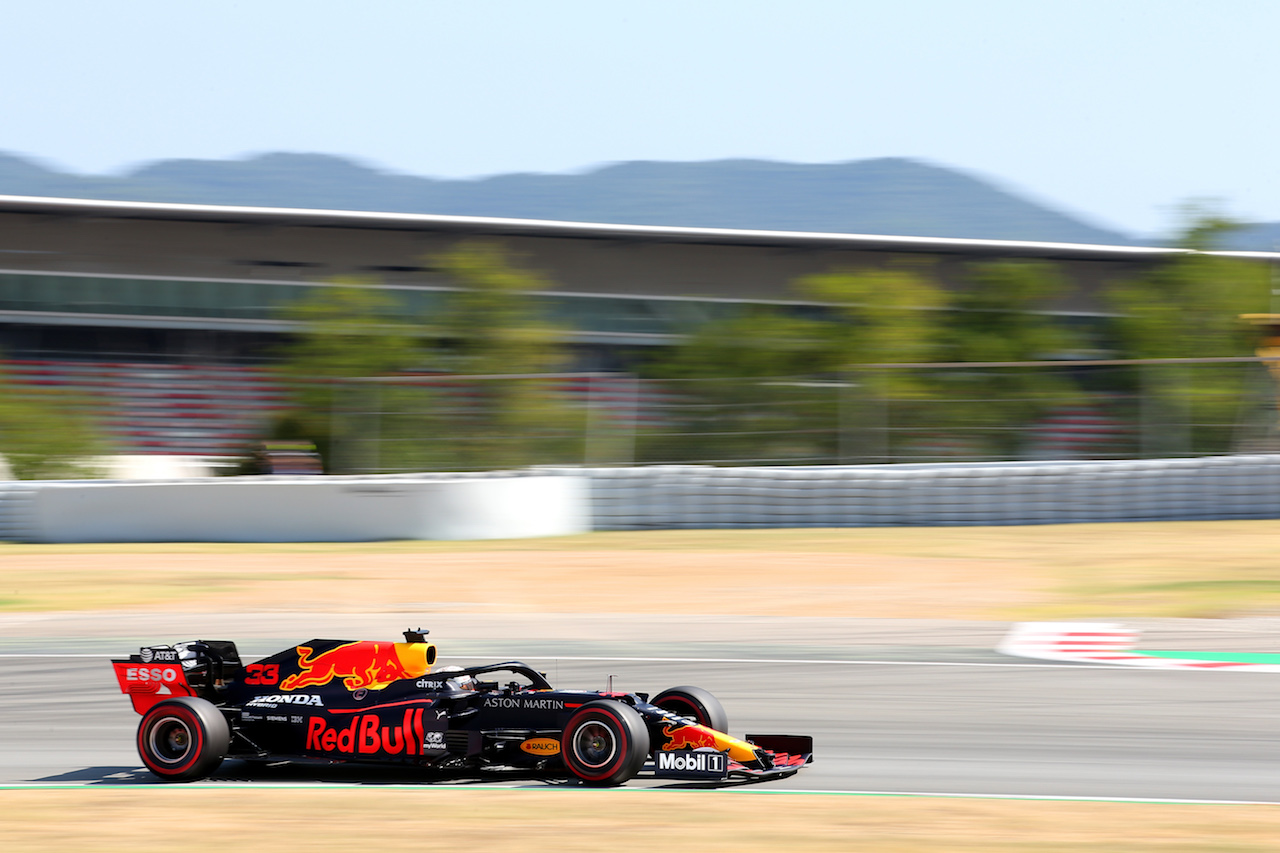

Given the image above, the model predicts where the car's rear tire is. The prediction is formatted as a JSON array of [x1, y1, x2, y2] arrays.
[[652, 686, 729, 733], [137, 697, 230, 782], [561, 700, 650, 786]]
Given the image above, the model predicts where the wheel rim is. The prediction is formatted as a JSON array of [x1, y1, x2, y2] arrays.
[[148, 716, 194, 765], [572, 721, 617, 769]]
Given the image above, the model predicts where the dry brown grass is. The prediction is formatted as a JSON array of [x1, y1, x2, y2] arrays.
[[2, 521, 1278, 619], [4, 523, 1278, 844], [2, 788, 1279, 852]]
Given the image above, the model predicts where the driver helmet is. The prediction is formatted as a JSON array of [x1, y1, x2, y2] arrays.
[[434, 665, 476, 692]]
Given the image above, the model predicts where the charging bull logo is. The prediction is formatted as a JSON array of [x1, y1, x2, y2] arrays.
[[661, 723, 759, 762], [280, 641, 435, 691], [661, 724, 720, 752]]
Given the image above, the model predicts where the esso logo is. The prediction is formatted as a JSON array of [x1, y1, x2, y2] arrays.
[[125, 666, 179, 683]]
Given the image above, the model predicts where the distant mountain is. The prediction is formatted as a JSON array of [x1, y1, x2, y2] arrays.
[[1, 150, 1256, 248], [1222, 222, 1280, 252]]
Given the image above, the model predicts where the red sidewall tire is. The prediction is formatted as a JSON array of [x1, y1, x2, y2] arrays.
[[652, 686, 729, 734], [137, 697, 230, 782], [561, 701, 649, 786]]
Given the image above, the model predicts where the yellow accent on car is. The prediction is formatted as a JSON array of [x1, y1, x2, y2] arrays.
[[520, 737, 562, 756]]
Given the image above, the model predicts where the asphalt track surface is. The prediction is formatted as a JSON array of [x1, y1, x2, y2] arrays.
[[3, 621, 1278, 802]]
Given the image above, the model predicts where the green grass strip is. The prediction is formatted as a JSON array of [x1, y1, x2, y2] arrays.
[[0, 783, 1275, 805], [1135, 650, 1280, 664]]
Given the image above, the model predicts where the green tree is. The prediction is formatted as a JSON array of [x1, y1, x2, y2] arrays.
[[1106, 210, 1271, 454], [642, 308, 843, 463], [430, 242, 580, 469], [794, 265, 949, 374], [1110, 234, 1264, 361], [929, 261, 1086, 458], [272, 279, 431, 472], [643, 265, 952, 464], [649, 309, 839, 381], [644, 262, 1097, 464], [435, 243, 568, 377], [792, 265, 952, 462], [273, 244, 579, 473], [0, 368, 105, 479]]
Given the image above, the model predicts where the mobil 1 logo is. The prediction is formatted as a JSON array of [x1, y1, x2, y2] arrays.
[[653, 749, 728, 780]]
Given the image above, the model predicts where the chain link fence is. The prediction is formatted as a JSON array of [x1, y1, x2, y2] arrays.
[[319, 358, 1280, 473]]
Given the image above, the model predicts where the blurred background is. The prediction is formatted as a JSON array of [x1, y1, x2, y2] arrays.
[[3, 1, 1280, 479], [0, 212, 1276, 478]]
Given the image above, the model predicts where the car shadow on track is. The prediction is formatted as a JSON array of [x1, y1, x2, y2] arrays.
[[34, 761, 766, 790], [33, 761, 568, 786], [33, 767, 154, 785]]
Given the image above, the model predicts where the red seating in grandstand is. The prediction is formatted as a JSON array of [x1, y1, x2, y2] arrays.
[[555, 375, 671, 426], [2, 361, 671, 459], [348, 373, 670, 428], [1030, 404, 1129, 459], [1, 359, 288, 456]]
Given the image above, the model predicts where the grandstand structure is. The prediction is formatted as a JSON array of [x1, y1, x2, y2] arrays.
[[2, 358, 286, 456], [2, 194, 1277, 461]]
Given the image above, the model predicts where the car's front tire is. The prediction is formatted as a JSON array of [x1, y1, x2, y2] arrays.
[[561, 700, 650, 786], [136, 697, 230, 782], [652, 685, 729, 733]]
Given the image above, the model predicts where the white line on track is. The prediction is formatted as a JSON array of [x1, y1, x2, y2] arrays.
[[0, 781, 1275, 804], [513, 656, 1116, 669], [0, 653, 1108, 669]]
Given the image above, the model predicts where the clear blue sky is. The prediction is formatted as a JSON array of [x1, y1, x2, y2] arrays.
[[4, 0, 1277, 238]]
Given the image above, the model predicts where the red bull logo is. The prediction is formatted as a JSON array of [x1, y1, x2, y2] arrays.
[[280, 641, 436, 691], [305, 708, 427, 755], [661, 722, 760, 762], [661, 723, 720, 752]]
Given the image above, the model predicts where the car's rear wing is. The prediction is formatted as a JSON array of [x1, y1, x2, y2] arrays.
[[110, 640, 242, 714], [110, 658, 196, 715]]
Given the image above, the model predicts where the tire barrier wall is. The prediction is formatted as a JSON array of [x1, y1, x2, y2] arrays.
[[3, 455, 1279, 542], [0, 473, 589, 543], [0, 483, 37, 542], [582, 455, 1280, 530]]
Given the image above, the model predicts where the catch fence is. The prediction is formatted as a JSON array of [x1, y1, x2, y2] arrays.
[[318, 358, 1280, 474]]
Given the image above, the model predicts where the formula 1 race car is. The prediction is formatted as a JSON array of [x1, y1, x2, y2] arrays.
[[111, 630, 812, 785]]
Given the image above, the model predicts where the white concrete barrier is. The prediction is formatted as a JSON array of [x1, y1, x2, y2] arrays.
[[5, 455, 1280, 542], [3, 473, 588, 543]]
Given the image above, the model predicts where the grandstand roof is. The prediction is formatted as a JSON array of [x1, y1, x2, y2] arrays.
[[4, 194, 1276, 263]]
